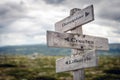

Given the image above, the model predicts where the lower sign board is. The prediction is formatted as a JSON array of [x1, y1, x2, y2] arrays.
[[47, 31, 109, 50], [56, 50, 98, 73]]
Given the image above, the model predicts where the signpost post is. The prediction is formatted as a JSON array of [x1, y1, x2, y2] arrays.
[[47, 5, 109, 80]]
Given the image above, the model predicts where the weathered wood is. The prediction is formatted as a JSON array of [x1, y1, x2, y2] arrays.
[[47, 31, 109, 50], [71, 26, 85, 80], [51, 5, 109, 80], [55, 5, 94, 32], [56, 49, 98, 73], [73, 69, 85, 80]]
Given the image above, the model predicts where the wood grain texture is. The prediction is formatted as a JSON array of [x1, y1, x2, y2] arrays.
[[56, 49, 98, 73], [71, 26, 85, 80], [47, 31, 109, 50], [55, 5, 94, 32], [73, 69, 85, 80]]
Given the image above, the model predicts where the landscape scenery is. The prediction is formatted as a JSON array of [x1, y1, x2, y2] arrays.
[[0, 0, 120, 80], [0, 44, 120, 80]]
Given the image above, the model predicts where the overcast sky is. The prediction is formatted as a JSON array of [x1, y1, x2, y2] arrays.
[[0, 0, 120, 46]]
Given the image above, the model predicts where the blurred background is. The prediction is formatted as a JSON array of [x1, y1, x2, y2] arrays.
[[0, 0, 120, 80]]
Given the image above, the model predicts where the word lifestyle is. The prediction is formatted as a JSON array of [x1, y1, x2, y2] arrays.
[[47, 31, 109, 50], [56, 50, 98, 73]]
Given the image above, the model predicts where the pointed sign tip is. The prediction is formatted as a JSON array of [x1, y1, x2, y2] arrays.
[[85, 12, 89, 17]]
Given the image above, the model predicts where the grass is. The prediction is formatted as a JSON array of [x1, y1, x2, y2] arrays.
[[0, 55, 120, 80], [85, 56, 120, 80]]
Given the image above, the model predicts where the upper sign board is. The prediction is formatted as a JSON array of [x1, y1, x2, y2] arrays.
[[55, 5, 94, 32], [56, 50, 98, 73], [47, 31, 109, 50]]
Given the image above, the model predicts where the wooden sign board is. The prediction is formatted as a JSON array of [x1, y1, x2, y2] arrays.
[[47, 31, 109, 50], [56, 50, 98, 73], [55, 5, 94, 32]]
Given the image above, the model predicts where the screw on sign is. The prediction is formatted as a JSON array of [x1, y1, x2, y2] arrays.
[[47, 5, 109, 80]]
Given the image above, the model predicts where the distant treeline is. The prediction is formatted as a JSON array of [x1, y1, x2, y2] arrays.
[[0, 44, 120, 56]]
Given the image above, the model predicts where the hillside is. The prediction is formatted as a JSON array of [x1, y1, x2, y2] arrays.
[[0, 43, 120, 56], [0, 55, 120, 80], [0, 45, 71, 56], [97, 43, 120, 56]]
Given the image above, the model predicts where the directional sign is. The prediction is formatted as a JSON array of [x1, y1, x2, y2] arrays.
[[47, 31, 109, 50], [56, 50, 98, 73], [55, 5, 94, 32]]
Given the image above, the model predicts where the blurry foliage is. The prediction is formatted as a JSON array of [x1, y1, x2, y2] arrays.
[[0, 55, 120, 80], [85, 56, 120, 80]]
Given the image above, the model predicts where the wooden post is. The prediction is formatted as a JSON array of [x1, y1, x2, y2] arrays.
[[70, 8, 85, 80], [71, 27, 85, 80], [73, 69, 85, 80], [47, 5, 109, 80], [48, 5, 108, 80]]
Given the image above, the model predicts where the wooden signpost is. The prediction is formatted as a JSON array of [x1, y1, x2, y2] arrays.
[[56, 49, 98, 73], [55, 5, 94, 32], [47, 5, 109, 80], [47, 31, 109, 50]]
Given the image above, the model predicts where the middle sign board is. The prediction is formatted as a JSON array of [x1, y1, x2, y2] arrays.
[[47, 31, 109, 50]]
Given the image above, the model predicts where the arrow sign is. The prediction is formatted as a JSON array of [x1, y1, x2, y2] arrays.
[[85, 12, 89, 17], [56, 50, 98, 73], [55, 5, 94, 32], [47, 31, 109, 50]]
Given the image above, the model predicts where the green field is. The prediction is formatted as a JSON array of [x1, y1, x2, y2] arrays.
[[0, 55, 120, 80]]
